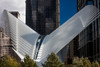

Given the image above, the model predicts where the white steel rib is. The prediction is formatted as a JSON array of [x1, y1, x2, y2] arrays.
[[39, 5, 100, 63], [1, 5, 100, 64], [3, 10, 40, 59]]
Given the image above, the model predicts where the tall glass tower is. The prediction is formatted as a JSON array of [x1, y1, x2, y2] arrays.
[[26, 0, 60, 35]]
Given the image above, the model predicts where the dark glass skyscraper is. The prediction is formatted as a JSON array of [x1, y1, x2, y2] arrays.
[[26, 0, 60, 35], [77, 0, 100, 62]]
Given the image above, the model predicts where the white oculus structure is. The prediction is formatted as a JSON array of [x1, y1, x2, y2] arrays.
[[1, 5, 100, 65]]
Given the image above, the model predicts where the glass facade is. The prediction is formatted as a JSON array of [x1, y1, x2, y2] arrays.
[[40, 5, 99, 63], [26, 0, 60, 35], [34, 35, 45, 59], [77, 0, 100, 62]]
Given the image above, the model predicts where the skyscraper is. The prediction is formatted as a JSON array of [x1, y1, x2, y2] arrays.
[[77, 0, 100, 62], [26, 0, 60, 35]]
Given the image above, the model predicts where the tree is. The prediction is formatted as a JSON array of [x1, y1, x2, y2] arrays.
[[83, 57, 91, 67], [20, 55, 38, 67], [66, 64, 73, 67], [42, 52, 64, 67], [0, 55, 20, 67], [94, 61, 100, 67], [92, 61, 100, 67], [72, 57, 91, 67], [67, 57, 100, 67], [0, 55, 8, 67], [6, 56, 20, 67], [73, 57, 83, 67]]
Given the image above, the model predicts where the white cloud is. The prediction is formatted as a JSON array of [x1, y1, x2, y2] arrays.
[[0, 0, 26, 23]]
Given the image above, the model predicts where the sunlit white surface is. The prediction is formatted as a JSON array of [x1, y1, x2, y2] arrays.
[[3, 10, 39, 59], [1, 5, 100, 66], [39, 5, 99, 63]]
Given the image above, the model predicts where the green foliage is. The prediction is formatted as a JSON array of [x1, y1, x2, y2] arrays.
[[83, 57, 91, 67], [91, 62, 95, 67], [0, 55, 8, 67], [0, 55, 38, 67], [0, 55, 20, 67], [72, 57, 83, 67], [67, 64, 73, 67], [92, 61, 100, 67], [94, 61, 100, 67], [42, 52, 64, 67], [20, 54, 38, 67], [67, 57, 100, 67]]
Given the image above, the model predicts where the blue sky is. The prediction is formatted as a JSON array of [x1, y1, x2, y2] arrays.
[[60, 0, 77, 25]]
